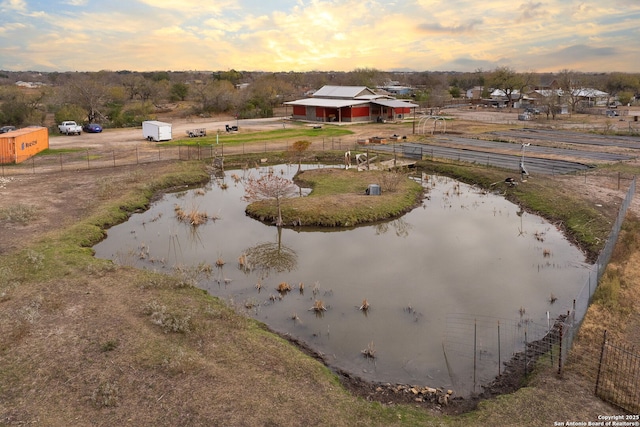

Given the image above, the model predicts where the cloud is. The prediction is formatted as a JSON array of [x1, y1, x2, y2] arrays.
[[547, 44, 618, 61], [135, 0, 235, 15], [417, 19, 482, 34], [0, 0, 27, 12], [0, 22, 26, 34], [62, 0, 88, 6], [0, 0, 639, 72], [516, 1, 547, 23]]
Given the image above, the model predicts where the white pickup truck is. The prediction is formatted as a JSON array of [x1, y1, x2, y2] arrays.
[[58, 121, 82, 135]]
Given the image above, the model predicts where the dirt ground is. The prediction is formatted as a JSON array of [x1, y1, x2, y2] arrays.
[[1, 108, 638, 425]]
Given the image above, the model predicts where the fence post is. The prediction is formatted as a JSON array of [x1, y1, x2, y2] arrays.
[[136, 147, 139, 164], [497, 321, 501, 376], [474, 319, 477, 388], [595, 330, 608, 396], [86, 149, 90, 170], [113, 150, 116, 168], [547, 312, 554, 366], [524, 329, 528, 376], [558, 322, 563, 376], [59, 153, 63, 172], [618, 172, 621, 190]]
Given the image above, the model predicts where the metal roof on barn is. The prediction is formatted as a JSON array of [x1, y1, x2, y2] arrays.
[[372, 99, 419, 108], [284, 98, 371, 108], [311, 85, 378, 99], [285, 85, 418, 109]]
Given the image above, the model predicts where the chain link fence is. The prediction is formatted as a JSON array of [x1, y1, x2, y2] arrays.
[[444, 176, 637, 406]]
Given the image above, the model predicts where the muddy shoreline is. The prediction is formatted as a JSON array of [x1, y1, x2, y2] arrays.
[[273, 312, 570, 415]]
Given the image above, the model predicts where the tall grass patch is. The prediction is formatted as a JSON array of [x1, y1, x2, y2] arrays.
[[0, 204, 39, 225]]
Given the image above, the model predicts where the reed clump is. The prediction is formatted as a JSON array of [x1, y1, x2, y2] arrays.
[[174, 204, 209, 226]]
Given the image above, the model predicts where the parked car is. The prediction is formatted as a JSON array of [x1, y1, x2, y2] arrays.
[[58, 121, 82, 135], [83, 123, 103, 133], [606, 110, 619, 118], [0, 125, 16, 133]]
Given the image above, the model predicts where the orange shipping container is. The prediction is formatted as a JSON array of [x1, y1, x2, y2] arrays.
[[0, 127, 49, 164]]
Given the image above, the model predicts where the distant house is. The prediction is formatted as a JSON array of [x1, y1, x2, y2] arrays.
[[465, 86, 484, 100], [15, 81, 46, 89], [489, 89, 523, 107], [376, 84, 413, 96], [284, 85, 418, 123], [571, 88, 609, 107], [528, 87, 609, 109]]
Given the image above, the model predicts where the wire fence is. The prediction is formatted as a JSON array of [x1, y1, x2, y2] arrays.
[[444, 176, 638, 408], [443, 312, 569, 396], [596, 331, 640, 413], [0, 138, 361, 176]]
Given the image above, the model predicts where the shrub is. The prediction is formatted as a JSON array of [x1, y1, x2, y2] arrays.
[[0, 204, 39, 225], [91, 381, 120, 407], [143, 300, 192, 333]]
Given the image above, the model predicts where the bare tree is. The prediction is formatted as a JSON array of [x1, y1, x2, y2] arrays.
[[194, 80, 238, 114], [289, 140, 311, 172], [540, 89, 562, 119], [244, 171, 299, 227], [557, 69, 586, 113], [241, 74, 296, 118], [0, 85, 50, 126], [603, 73, 640, 106], [121, 74, 145, 100], [487, 66, 523, 109], [58, 73, 111, 122]]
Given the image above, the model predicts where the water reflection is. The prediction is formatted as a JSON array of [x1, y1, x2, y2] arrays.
[[93, 164, 591, 396], [242, 227, 298, 280], [374, 218, 412, 238]]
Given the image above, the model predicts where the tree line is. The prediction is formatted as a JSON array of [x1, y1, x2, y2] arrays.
[[1, 67, 639, 129]]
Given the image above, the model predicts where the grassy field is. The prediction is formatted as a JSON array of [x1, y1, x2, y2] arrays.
[[162, 125, 355, 147]]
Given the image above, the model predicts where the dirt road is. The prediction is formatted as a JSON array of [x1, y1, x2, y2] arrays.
[[49, 116, 286, 150]]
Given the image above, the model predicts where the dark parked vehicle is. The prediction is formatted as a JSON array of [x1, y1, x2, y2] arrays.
[[0, 125, 16, 133], [83, 123, 102, 133]]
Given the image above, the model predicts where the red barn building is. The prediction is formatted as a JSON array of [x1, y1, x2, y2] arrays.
[[285, 85, 418, 123]]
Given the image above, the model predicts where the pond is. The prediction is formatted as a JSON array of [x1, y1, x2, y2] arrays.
[[93, 164, 591, 396]]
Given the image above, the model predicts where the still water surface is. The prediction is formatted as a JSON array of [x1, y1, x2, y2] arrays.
[[93, 164, 590, 395]]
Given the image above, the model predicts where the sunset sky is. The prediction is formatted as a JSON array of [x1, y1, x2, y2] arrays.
[[1, 0, 639, 73]]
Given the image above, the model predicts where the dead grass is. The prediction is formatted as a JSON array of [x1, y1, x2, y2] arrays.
[[174, 203, 210, 226], [0, 203, 39, 225]]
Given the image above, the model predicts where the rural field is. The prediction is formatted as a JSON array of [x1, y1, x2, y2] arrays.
[[1, 108, 638, 426]]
